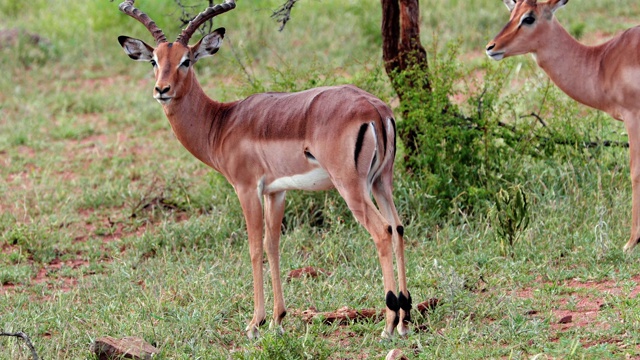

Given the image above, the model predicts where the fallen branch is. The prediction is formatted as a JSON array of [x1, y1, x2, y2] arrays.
[[0, 331, 39, 360], [296, 306, 384, 325]]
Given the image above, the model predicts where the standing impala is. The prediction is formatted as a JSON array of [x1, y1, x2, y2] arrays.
[[117, 0, 411, 338], [487, 0, 640, 252]]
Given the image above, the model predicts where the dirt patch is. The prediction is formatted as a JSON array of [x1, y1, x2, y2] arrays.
[[516, 275, 640, 350]]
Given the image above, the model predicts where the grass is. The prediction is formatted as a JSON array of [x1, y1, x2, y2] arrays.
[[1, 0, 640, 359]]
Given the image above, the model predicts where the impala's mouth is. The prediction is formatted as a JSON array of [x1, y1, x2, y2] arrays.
[[154, 95, 172, 104], [486, 50, 505, 61]]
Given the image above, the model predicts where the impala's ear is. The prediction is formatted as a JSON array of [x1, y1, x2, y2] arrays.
[[548, 0, 568, 13], [502, 0, 517, 12], [118, 36, 154, 61], [191, 28, 225, 63]]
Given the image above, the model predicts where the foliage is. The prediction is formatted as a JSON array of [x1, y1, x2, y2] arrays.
[[394, 42, 509, 215], [490, 184, 530, 257], [392, 38, 618, 218], [0, 0, 639, 359]]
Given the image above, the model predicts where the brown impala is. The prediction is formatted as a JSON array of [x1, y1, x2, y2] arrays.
[[117, 0, 411, 339], [487, 0, 640, 252]]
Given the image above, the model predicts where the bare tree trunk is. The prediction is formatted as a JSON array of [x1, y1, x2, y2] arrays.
[[381, 0, 430, 98], [381, 0, 431, 163]]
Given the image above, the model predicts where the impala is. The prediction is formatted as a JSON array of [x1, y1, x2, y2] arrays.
[[117, 0, 411, 338], [487, 0, 640, 252]]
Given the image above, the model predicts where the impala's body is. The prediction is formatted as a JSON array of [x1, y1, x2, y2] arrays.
[[118, 0, 411, 339], [487, 0, 640, 252]]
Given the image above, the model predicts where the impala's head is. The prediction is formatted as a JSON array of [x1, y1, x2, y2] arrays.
[[486, 0, 568, 60], [117, 0, 235, 105]]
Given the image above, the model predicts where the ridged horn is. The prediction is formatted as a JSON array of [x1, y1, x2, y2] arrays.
[[119, 0, 167, 45]]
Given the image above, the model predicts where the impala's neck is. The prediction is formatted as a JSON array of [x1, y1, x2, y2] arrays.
[[534, 20, 607, 112], [161, 76, 221, 168]]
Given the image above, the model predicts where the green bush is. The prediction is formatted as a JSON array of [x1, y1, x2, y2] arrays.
[[393, 40, 602, 217]]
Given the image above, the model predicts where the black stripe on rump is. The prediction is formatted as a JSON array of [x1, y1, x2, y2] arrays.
[[390, 117, 397, 159], [354, 123, 369, 169], [380, 118, 387, 155]]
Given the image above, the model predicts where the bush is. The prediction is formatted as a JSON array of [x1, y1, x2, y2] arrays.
[[393, 40, 599, 217]]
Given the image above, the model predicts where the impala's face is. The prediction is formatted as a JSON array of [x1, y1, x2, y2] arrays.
[[149, 42, 193, 104], [486, 0, 568, 60], [118, 28, 225, 105]]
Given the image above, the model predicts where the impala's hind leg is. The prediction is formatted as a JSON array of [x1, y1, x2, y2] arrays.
[[334, 182, 399, 338], [372, 176, 410, 336]]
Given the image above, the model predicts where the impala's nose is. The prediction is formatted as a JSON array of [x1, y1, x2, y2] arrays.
[[155, 85, 171, 95]]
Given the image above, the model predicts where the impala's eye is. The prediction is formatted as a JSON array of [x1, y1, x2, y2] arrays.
[[181, 59, 191, 68], [150, 59, 157, 67], [522, 16, 535, 25]]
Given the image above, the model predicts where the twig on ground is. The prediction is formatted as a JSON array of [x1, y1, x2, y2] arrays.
[[0, 331, 39, 360]]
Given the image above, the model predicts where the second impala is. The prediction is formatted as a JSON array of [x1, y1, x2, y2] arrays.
[[117, 0, 411, 339]]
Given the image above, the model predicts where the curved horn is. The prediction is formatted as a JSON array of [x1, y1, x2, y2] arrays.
[[119, 0, 167, 45], [175, 0, 236, 46]]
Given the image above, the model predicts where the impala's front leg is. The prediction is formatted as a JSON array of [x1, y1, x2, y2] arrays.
[[624, 119, 640, 252], [264, 191, 287, 334], [237, 188, 266, 339]]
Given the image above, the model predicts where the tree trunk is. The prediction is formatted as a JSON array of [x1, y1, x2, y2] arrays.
[[381, 0, 430, 98], [381, 0, 431, 161]]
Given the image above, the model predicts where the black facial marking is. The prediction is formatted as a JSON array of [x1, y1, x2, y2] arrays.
[[397, 225, 404, 237], [354, 123, 369, 169], [167, 42, 173, 48], [386, 291, 400, 312]]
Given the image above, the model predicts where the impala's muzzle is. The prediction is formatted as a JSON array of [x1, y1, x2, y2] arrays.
[[485, 43, 505, 60], [154, 85, 173, 104]]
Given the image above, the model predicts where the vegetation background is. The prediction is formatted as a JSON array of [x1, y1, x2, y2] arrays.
[[1, 0, 640, 358]]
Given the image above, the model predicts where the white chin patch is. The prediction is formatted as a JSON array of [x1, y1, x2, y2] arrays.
[[487, 51, 505, 61]]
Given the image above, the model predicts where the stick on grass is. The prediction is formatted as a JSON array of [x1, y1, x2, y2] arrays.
[[0, 331, 39, 360]]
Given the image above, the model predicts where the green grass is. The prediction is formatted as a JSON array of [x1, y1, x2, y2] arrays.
[[2, 0, 640, 359]]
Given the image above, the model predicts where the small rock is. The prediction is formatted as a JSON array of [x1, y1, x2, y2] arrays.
[[385, 348, 409, 360], [91, 336, 159, 360], [558, 315, 573, 324]]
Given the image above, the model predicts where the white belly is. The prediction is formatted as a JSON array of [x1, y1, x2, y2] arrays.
[[264, 167, 333, 193]]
